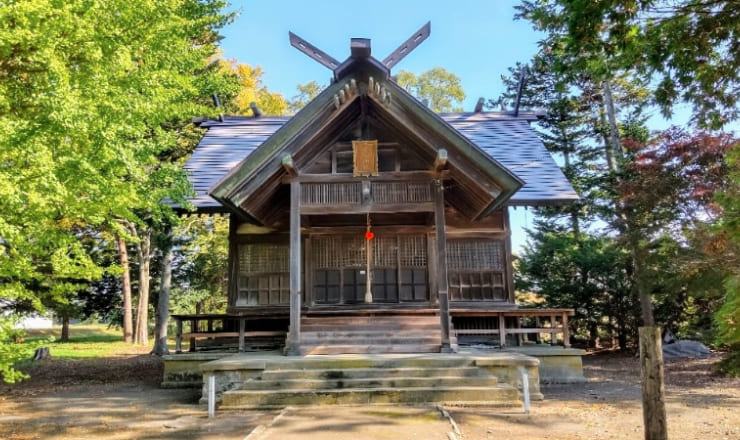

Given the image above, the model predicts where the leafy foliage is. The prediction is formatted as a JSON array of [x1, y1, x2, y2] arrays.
[[516, 0, 740, 128], [288, 81, 325, 114], [218, 61, 288, 116], [396, 68, 466, 113]]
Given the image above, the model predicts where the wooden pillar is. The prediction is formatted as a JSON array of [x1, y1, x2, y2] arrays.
[[285, 181, 302, 355], [434, 180, 453, 353], [640, 326, 667, 440]]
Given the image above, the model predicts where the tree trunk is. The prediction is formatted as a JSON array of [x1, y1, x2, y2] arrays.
[[630, 233, 655, 326], [640, 327, 667, 440], [602, 79, 623, 170], [117, 235, 133, 343], [151, 231, 173, 356], [60, 312, 70, 343], [134, 229, 151, 345]]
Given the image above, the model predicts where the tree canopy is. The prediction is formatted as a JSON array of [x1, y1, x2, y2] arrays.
[[0, 0, 236, 380], [396, 67, 466, 113]]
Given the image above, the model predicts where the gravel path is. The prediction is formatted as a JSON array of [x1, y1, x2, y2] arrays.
[[1, 350, 737, 439]]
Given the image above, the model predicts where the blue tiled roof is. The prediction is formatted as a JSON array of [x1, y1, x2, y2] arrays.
[[184, 113, 578, 209]]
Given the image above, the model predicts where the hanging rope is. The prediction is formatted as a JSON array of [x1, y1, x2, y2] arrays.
[[364, 212, 373, 303]]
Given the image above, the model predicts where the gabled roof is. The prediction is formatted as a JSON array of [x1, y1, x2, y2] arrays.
[[205, 71, 534, 222], [184, 112, 578, 211]]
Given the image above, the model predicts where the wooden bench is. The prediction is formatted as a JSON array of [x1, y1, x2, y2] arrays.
[[172, 313, 288, 353], [451, 308, 574, 348]]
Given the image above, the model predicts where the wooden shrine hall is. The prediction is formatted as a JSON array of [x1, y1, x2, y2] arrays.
[[175, 24, 579, 358]]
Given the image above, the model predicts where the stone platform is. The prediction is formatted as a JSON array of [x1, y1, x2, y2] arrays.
[[162, 346, 585, 409]]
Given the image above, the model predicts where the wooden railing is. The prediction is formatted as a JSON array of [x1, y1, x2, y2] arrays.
[[171, 313, 287, 353], [451, 308, 574, 348], [300, 180, 434, 213]]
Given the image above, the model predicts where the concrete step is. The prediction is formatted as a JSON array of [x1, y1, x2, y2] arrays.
[[241, 375, 500, 390], [220, 385, 520, 409], [299, 344, 442, 355], [261, 366, 486, 381]]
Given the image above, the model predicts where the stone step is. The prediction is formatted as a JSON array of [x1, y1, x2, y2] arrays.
[[300, 323, 441, 332], [257, 356, 476, 370], [220, 385, 520, 409], [261, 366, 486, 381], [300, 330, 439, 339], [301, 316, 440, 325], [299, 336, 442, 345], [240, 375, 500, 390], [298, 344, 442, 355]]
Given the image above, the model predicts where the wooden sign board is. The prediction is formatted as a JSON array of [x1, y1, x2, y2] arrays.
[[352, 140, 379, 177]]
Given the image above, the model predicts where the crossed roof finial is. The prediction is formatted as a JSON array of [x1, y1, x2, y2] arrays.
[[289, 22, 431, 72]]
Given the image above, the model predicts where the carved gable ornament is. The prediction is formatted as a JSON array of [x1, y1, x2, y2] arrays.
[[352, 140, 379, 177]]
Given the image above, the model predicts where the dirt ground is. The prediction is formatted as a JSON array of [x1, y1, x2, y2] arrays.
[[1, 350, 738, 440]]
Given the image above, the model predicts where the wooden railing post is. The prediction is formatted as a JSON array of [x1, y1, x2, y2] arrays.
[[562, 312, 571, 348], [286, 181, 302, 355], [175, 318, 183, 353], [434, 179, 452, 352]]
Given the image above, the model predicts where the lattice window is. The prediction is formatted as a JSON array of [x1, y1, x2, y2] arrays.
[[399, 235, 427, 267], [237, 243, 289, 306], [447, 238, 507, 302], [310, 234, 428, 304], [373, 236, 397, 268], [313, 236, 366, 269], [447, 239, 504, 271], [239, 244, 289, 274]]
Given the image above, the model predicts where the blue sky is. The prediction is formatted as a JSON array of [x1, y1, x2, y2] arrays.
[[219, 1, 544, 251], [218, 0, 542, 112]]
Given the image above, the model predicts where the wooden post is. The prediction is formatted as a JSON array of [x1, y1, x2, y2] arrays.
[[550, 314, 558, 346], [238, 317, 245, 353], [639, 326, 667, 440], [189, 318, 196, 352], [498, 313, 506, 348], [175, 318, 183, 353], [562, 312, 571, 348], [434, 180, 452, 352], [286, 181, 302, 355]]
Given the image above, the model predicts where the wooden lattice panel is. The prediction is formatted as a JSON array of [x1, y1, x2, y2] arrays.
[[312, 236, 366, 269], [398, 235, 427, 267], [371, 182, 432, 204], [301, 182, 362, 205], [447, 239, 504, 270], [238, 243, 289, 274]]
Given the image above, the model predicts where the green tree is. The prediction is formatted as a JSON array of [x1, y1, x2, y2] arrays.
[[396, 67, 466, 113], [0, 0, 236, 375], [516, 0, 739, 128], [219, 61, 288, 116], [288, 81, 325, 114]]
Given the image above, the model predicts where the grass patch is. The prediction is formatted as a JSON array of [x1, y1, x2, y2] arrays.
[[22, 323, 150, 359]]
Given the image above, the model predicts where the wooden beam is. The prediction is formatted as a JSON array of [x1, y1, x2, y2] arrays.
[[281, 153, 297, 177], [285, 181, 302, 355], [434, 180, 453, 353], [434, 149, 448, 172]]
